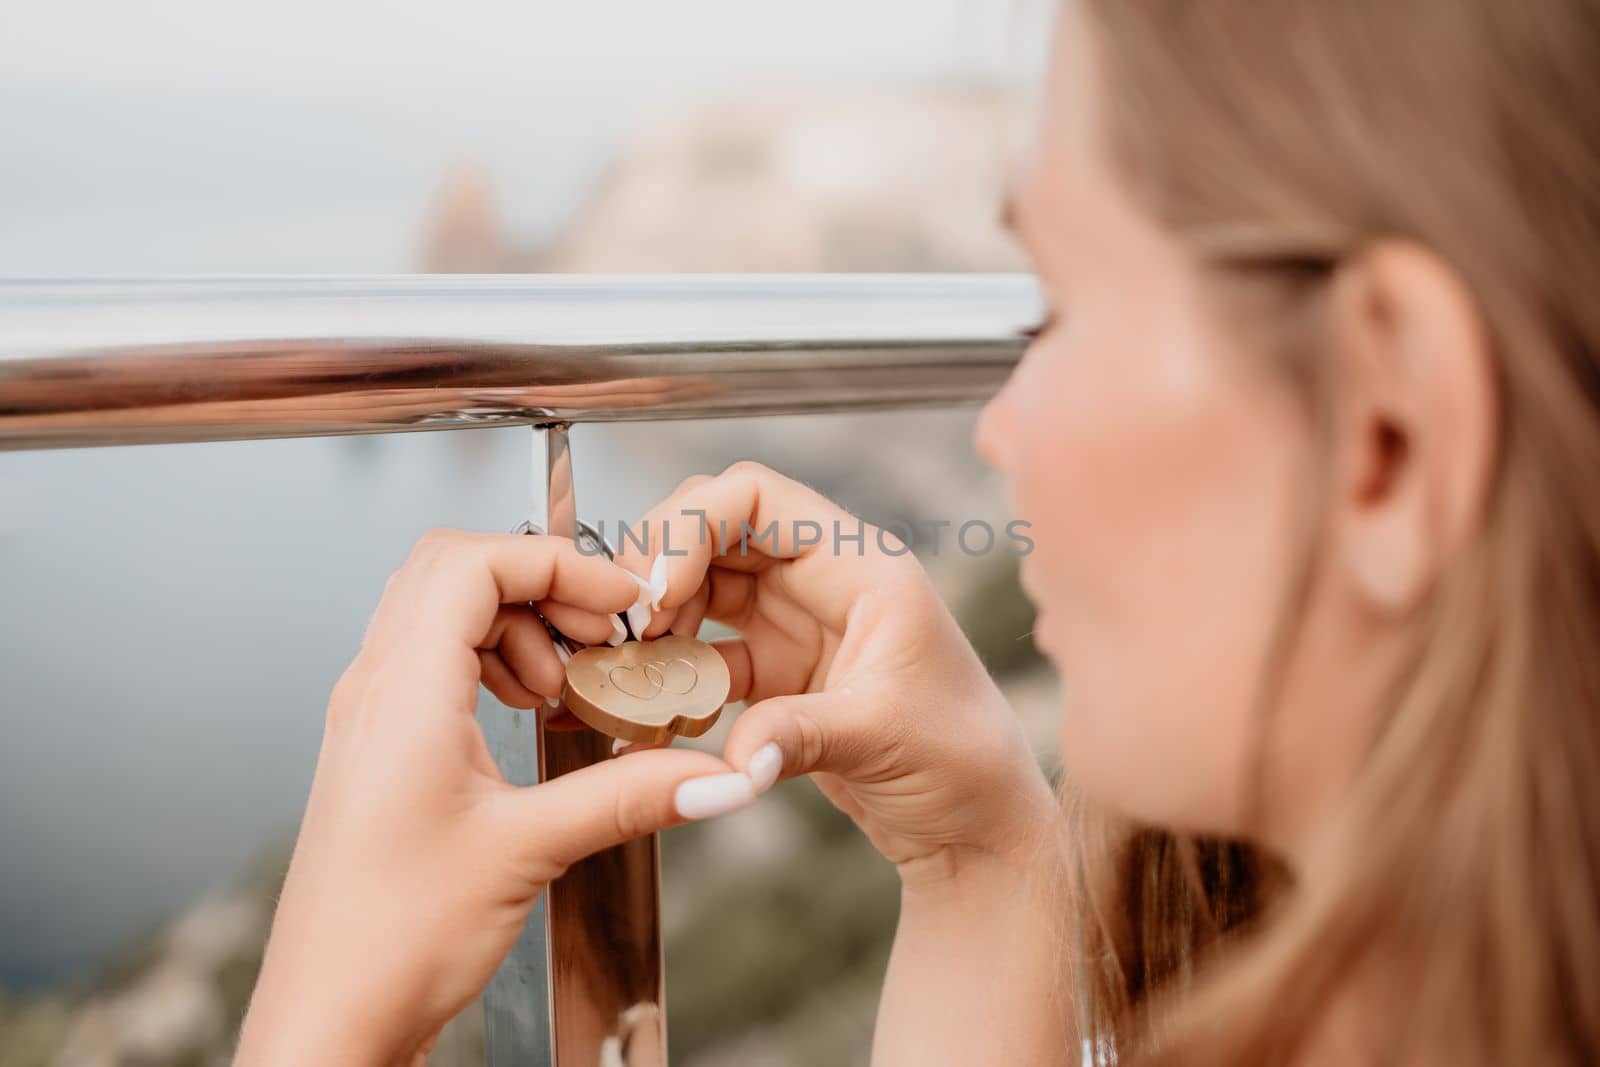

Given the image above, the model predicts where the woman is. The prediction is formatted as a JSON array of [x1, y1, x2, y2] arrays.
[[236, 1, 1600, 1063]]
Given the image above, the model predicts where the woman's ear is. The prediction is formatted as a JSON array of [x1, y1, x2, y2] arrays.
[[1326, 241, 1498, 615]]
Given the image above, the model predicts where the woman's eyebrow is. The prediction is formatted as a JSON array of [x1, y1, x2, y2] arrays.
[[1000, 192, 1041, 260], [999, 192, 1020, 235], [1000, 191, 1039, 251]]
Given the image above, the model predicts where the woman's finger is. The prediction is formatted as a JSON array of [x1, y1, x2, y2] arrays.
[[719, 688, 872, 786], [479, 650, 546, 710], [712, 634, 757, 704], [665, 575, 712, 638], [372, 530, 638, 654], [811, 771, 869, 822], [493, 747, 750, 873], [611, 736, 673, 757], [606, 468, 775, 611], [483, 606, 566, 703], [711, 625, 829, 706], [535, 599, 626, 648], [638, 463, 898, 630], [703, 566, 759, 630], [610, 473, 715, 578], [360, 558, 425, 654], [641, 603, 682, 639]]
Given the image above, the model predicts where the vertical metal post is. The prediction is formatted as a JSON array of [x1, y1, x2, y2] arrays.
[[483, 424, 667, 1067]]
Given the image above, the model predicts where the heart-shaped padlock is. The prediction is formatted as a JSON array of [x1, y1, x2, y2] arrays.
[[562, 634, 731, 745]]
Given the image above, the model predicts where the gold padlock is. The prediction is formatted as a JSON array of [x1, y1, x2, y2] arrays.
[[561, 634, 731, 745]]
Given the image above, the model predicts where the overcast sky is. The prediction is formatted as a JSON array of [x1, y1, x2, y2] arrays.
[[3, 0, 1039, 91], [0, 1, 1048, 274]]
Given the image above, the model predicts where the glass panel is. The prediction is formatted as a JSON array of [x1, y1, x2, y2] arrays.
[[0, 1, 1048, 1062]]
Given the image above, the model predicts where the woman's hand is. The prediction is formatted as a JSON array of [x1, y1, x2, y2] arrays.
[[236, 530, 751, 1066], [617, 462, 1059, 890]]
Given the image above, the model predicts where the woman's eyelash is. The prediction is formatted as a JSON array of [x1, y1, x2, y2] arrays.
[[1022, 312, 1058, 340]]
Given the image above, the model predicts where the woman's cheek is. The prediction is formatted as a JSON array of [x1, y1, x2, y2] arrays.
[[1011, 311, 1225, 820], [1010, 322, 1132, 625], [1005, 341, 1085, 611]]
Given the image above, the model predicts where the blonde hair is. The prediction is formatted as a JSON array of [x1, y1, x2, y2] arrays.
[[1063, 1, 1600, 1063]]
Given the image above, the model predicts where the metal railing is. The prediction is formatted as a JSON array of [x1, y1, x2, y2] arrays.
[[0, 275, 1038, 449], [0, 274, 1039, 1065]]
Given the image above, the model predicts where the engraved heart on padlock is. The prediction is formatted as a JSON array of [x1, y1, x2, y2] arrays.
[[562, 634, 731, 745], [607, 657, 699, 700]]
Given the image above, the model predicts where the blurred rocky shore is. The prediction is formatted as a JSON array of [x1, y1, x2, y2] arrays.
[[1, 86, 1056, 1066]]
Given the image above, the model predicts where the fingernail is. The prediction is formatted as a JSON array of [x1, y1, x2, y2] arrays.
[[626, 598, 653, 641], [674, 772, 756, 820], [647, 553, 669, 609], [612, 736, 629, 756], [747, 742, 783, 794], [545, 696, 560, 712], [606, 615, 628, 647], [554, 642, 572, 665]]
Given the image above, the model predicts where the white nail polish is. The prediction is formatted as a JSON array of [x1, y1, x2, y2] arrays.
[[606, 615, 628, 647], [674, 772, 757, 820], [648, 553, 669, 609], [554, 642, 572, 665], [612, 736, 629, 756], [747, 742, 783, 794], [626, 599, 652, 641]]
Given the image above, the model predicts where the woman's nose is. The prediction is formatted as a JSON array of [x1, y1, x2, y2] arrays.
[[974, 374, 1018, 474]]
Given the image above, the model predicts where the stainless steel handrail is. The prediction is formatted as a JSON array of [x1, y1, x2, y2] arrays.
[[0, 274, 1037, 1066], [0, 275, 1040, 450]]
